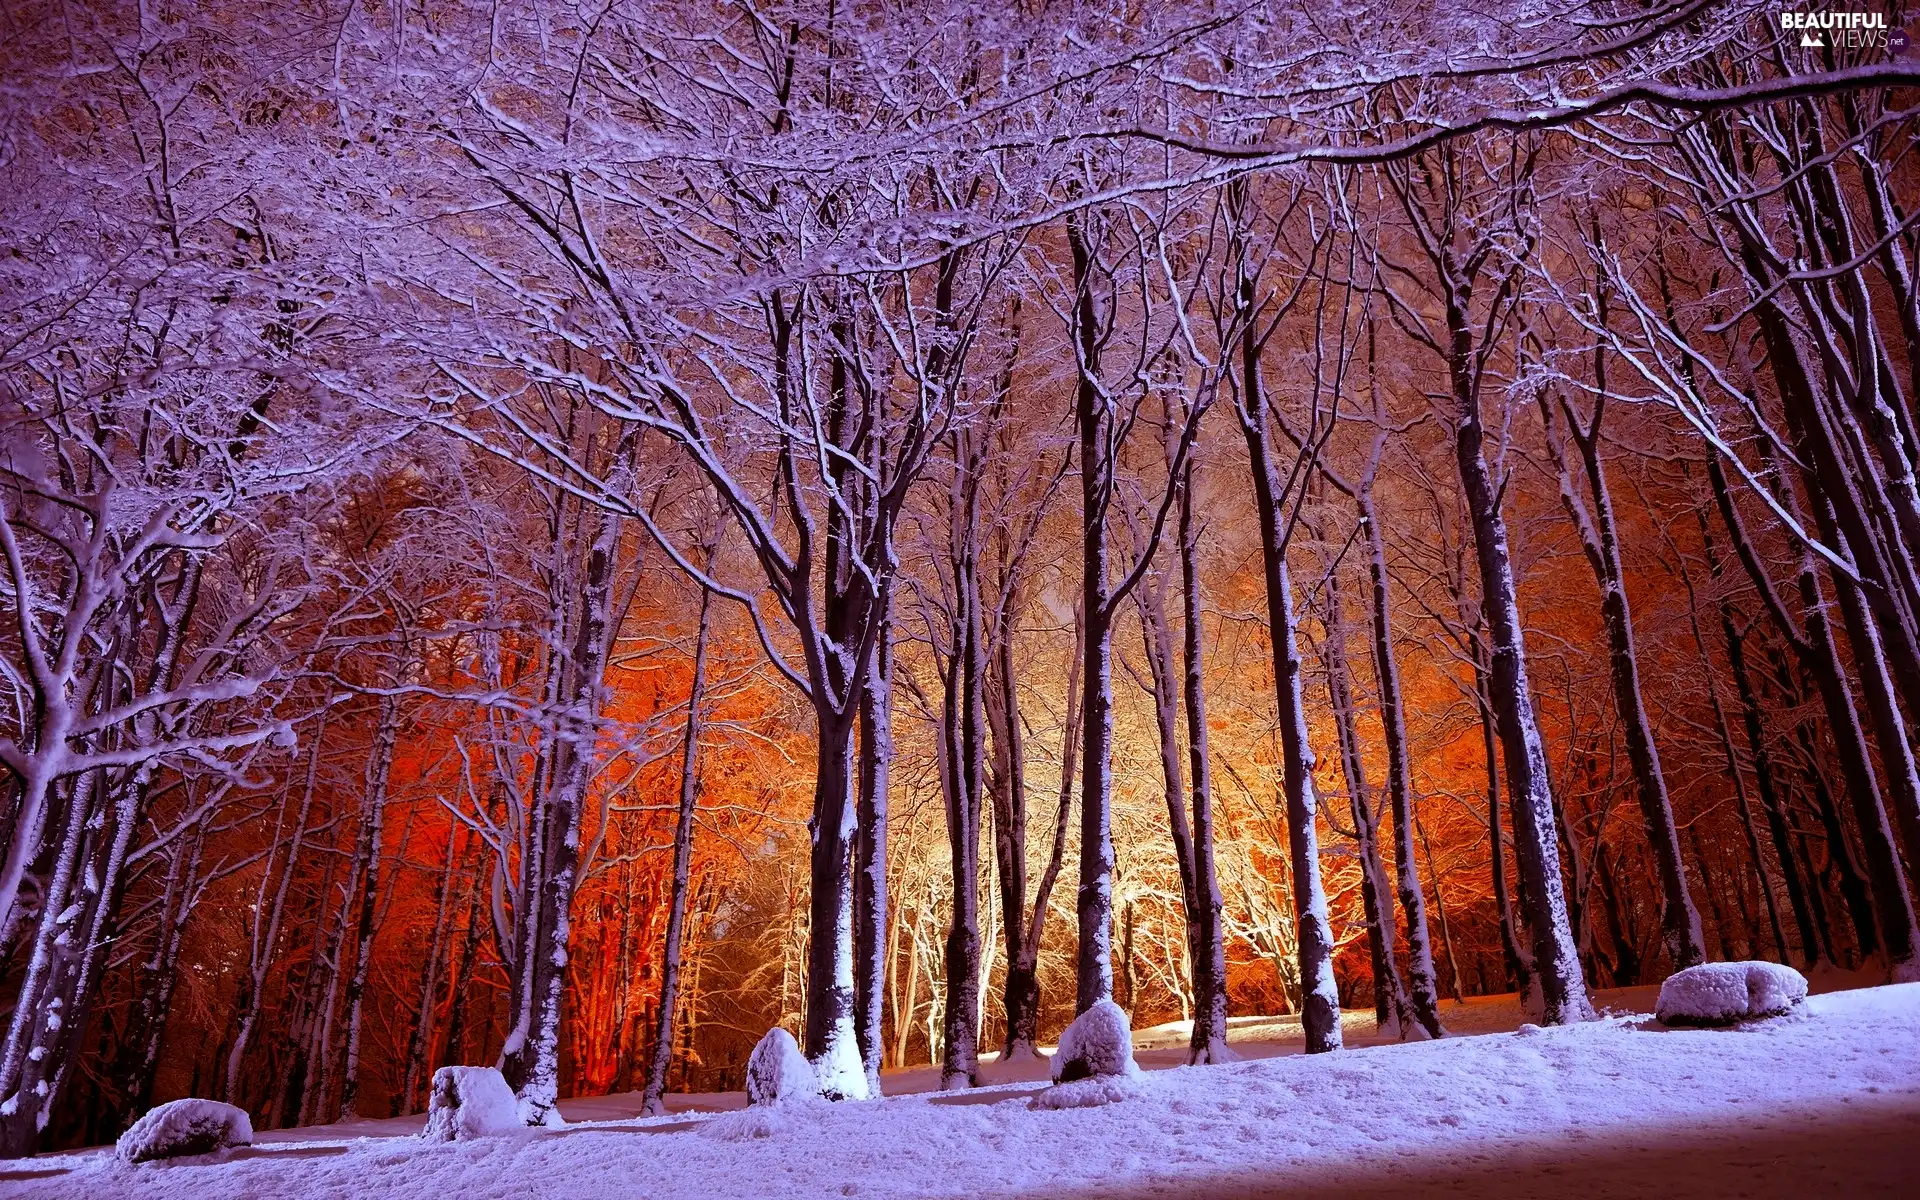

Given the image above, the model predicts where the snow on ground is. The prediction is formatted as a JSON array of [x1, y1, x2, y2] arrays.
[[5, 980, 1917, 1198]]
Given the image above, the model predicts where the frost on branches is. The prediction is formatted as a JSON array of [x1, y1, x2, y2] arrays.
[[5, 0, 1920, 1166]]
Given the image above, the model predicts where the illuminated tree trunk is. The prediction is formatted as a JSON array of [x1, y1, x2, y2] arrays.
[[1227, 189, 1341, 1052], [1068, 211, 1118, 1015], [295, 852, 348, 1127], [509, 423, 637, 1124], [1805, 491, 1920, 977], [1177, 445, 1231, 1063], [1320, 569, 1412, 1038], [119, 808, 207, 1125], [855, 582, 893, 1092], [438, 862, 487, 1076], [1710, 449, 1919, 973], [0, 768, 137, 1157], [1538, 368, 1705, 972], [339, 697, 399, 1119], [402, 821, 462, 1113], [225, 711, 327, 1105], [1134, 553, 1203, 1028], [938, 455, 985, 1090], [999, 602, 1080, 1057], [644, 588, 714, 1116], [985, 620, 1028, 1055], [1452, 370, 1592, 1023], [1475, 639, 1530, 998], [1694, 606, 1788, 962], [1356, 483, 1447, 1038]]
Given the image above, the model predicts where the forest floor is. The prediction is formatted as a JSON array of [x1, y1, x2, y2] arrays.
[[6, 975, 1917, 1198]]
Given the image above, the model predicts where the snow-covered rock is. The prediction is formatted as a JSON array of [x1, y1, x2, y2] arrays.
[[116, 1098, 252, 1163], [1656, 960, 1808, 1026], [1049, 999, 1140, 1083], [421, 1066, 523, 1141], [746, 1027, 819, 1106]]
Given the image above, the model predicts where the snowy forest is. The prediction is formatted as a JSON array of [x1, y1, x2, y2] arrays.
[[2, 0, 1919, 1178]]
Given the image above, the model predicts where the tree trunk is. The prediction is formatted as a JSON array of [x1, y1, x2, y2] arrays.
[[1357, 487, 1447, 1037], [985, 610, 1029, 1058], [225, 710, 327, 1103], [804, 705, 866, 1097], [854, 583, 893, 1093], [1539, 380, 1705, 972], [338, 698, 400, 1119], [938, 510, 984, 1090], [1068, 212, 1118, 1015], [401, 821, 462, 1114], [439, 866, 487, 1073], [1003, 602, 1081, 1057], [0, 767, 138, 1157], [121, 814, 208, 1124], [1476, 650, 1531, 998], [1321, 570, 1412, 1038], [1231, 233, 1341, 1052], [1178, 446, 1232, 1063], [1452, 374, 1592, 1024], [643, 589, 714, 1116]]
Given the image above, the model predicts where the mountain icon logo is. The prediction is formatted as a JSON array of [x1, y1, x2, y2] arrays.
[[1800, 30, 1823, 46]]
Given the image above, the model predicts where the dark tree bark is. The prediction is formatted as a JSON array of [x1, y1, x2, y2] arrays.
[[1476, 648, 1530, 997], [1225, 178, 1342, 1052], [1387, 146, 1592, 1024], [1177, 433, 1232, 1062], [1320, 566, 1414, 1038], [1000, 601, 1081, 1057], [1063, 210, 1205, 1017], [985, 617, 1029, 1056], [438, 858, 489, 1076], [1451, 335, 1592, 1021], [401, 821, 463, 1113], [643, 587, 714, 1116], [1070, 208, 1119, 1014], [1710, 452, 1919, 973], [224, 710, 327, 1104], [119, 812, 209, 1125], [936, 437, 986, 1089], [338, 698, 399, 1119], [1537, 348, 1705, 972], [1355, 475, 1448, 1037], [854, 581, 893, 1093]]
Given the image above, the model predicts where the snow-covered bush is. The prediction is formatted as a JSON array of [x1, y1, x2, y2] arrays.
[[1656, 961, 1808, 1027], [116, 1099, 252, 1163], [1049, 999, 1140, 1083], [746, 1028, 819, 1106], [422, 1067, 523, 1142]]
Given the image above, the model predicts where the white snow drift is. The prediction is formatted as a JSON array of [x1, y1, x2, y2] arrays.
[[115, 1099, 252, 1164], [745, 1028, 819, 1107], [1656, 960, 1808, 1026], [1049, 998, 1140, 1083], [421, 1067, 522, 1142]]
